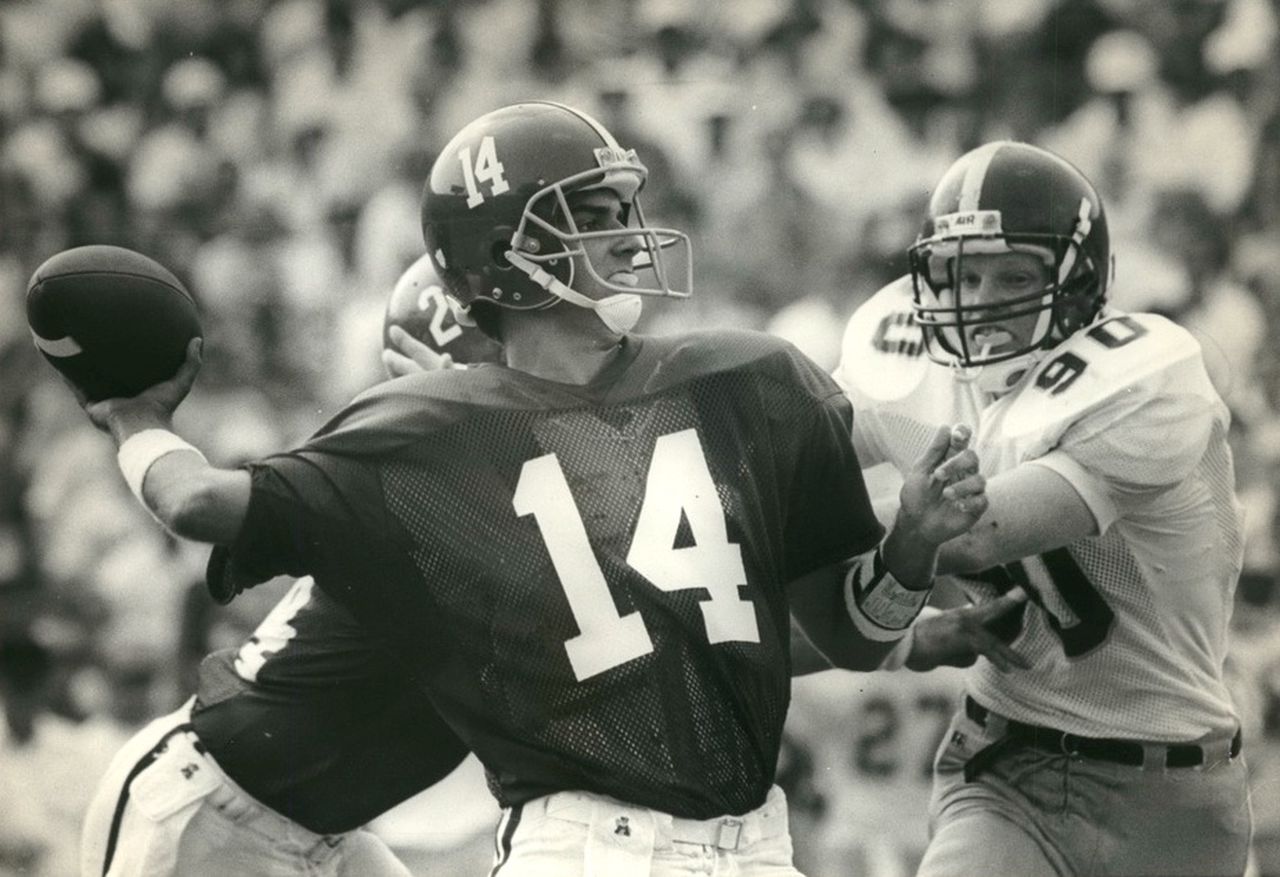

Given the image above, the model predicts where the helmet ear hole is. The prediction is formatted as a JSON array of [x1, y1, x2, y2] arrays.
[[488, 225, 520, 270], [491, 239, 513, 270]]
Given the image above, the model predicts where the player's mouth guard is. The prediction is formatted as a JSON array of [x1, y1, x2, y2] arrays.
[[505, 250, 643, 334]]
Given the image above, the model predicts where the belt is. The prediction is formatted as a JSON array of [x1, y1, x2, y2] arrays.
[[670, 814, 756, 851], [965, 696, 1242, 769], [530, 788, 787, 852]]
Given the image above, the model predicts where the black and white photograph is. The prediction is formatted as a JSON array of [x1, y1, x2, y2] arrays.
[[2, 0, 1278, 875]]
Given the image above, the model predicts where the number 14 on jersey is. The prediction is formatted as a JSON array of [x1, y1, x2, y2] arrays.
[[514, 428, 760, 681]]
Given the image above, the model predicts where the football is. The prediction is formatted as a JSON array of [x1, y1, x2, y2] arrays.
[[26, 245, 201, 402]]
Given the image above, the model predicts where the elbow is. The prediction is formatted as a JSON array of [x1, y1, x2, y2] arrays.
[[161, 480, 225, 541]]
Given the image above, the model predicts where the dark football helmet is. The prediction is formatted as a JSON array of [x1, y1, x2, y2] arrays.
[[420, 101, 691, 322], [383, 252, 503, 366], [908, 141, 1111, 377]]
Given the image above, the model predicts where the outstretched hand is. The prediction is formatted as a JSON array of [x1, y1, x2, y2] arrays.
[[897, 424, 988, 546], [906, 588, 1031, 672], [382, 325, 458, 377], [80, 337, 202, 439]]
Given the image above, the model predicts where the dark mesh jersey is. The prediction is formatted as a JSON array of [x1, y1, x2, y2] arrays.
[[190, 578, 468, 834], [209, 330, 881, 819]]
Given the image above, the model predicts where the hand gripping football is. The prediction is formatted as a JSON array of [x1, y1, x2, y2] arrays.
[[26, 245, 201, 401]]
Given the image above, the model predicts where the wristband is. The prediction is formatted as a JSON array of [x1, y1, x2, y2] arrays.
[[117, 429, 207, 506], [877, 606, 942, 671], [844, 544, 931, 642]]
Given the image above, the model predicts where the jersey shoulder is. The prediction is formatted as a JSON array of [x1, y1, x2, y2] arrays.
[[645, 329, 841, 401], [1003, 311, 1219, 442], [303, 367, 520, 458], [1000, 313, 1226, 491], [834, 275, 933, 404]]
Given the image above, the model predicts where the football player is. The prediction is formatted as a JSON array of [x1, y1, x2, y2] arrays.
[[74, 100, 986, 876], [78, 257, 480, 877], [834, 141, 1251, 876], [380, 251, 503, 377]]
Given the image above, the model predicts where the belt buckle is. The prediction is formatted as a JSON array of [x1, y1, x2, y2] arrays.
[[715, 817, 744, 851]]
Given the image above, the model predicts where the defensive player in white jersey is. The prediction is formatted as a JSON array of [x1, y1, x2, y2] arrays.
[[835, 141, 1251, 877]]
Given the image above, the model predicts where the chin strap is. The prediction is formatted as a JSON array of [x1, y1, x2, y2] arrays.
[[504, 250, 643, 334]]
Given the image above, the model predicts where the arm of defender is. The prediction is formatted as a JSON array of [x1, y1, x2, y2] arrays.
[[889, 464, 1092, 671], [793, 589, 1031, 676], [938, 461, 1097, 574], [81, 339, 250, 544]]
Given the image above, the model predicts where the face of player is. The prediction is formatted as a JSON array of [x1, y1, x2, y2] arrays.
[[563, 189, 644, 302], [937, 251, 1053, 359]]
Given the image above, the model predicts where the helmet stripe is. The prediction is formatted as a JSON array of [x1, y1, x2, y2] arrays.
[[531, 100, 621, 149], [957, 142, 1005, 212]]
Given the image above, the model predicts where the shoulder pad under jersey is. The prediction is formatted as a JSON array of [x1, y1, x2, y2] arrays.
[[1001, 311, 1217, 444], [835, 276, 933, 404]]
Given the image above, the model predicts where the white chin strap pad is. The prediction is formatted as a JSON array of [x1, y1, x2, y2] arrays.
[[506, 250, 643, 334]]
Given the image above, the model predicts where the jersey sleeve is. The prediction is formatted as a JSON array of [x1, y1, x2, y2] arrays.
[[207, 451, 390, 604], [1008, 314, 1224, 531], [1024, 449, 1120, 535], [781, 366, 885, 582], [1048, 360, 1217, 494], [206, 375, 475, 606]]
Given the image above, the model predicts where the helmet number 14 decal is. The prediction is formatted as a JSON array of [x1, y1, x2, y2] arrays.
[[459, 135, 509, 208], [1036, 316, 1148, 396], [514, 428, 759, 681]]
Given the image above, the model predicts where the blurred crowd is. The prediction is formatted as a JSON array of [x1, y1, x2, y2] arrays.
[[2, 0, 1280, 874]]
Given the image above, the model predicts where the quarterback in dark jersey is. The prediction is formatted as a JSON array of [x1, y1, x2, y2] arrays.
[[79, 258, 486, 877], [77, 102, 987, 876]]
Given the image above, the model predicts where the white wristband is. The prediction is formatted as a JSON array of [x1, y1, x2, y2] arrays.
[[877, 606, 942, 671], [844, 544, 931, 642], [117, 429, 206, 507]]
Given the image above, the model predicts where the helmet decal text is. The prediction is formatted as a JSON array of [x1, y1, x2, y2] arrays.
[[459, 136, 509, 208], [593, 146, 640, 168]]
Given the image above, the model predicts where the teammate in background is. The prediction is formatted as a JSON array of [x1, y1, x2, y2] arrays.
[[79, 256, 480, 877], [834, 141, 1251, 877], [74, 101, 986, 876], [381, 251, 503, 378]]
